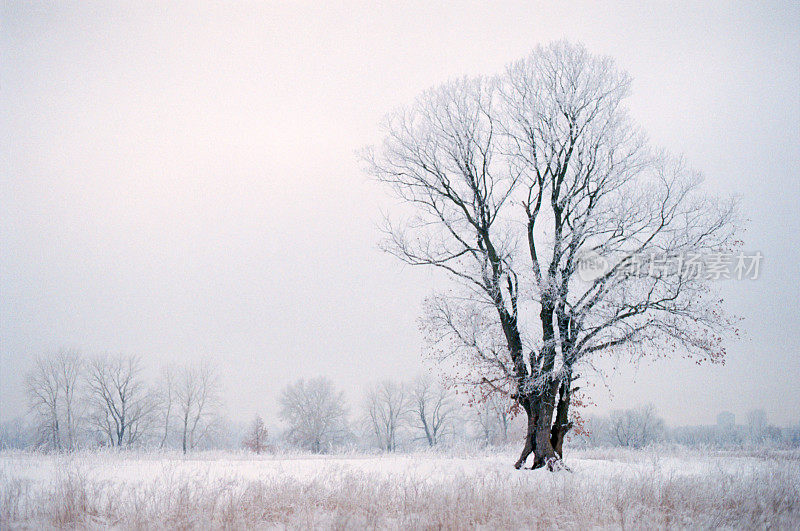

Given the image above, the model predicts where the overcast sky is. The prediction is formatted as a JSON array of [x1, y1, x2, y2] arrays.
[[2, 1, 798, 427]]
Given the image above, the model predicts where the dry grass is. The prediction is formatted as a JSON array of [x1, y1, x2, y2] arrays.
[[1, 447, 798, 529]]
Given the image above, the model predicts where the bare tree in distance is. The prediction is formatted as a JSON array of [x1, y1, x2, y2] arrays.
[[472, 399, 496, 447], [176, 362, 221, 453], [25, 357, 60, 449], [242, 415, 270, 454], [154, 366, 176, 449], [409, 375, 457, 447], [279, 377, 349, 453], [363, 380, 409, 451], [86, 355, 157, 447], [25, 350, 84, 450], [580, 415, 612, 447], [472, 393, 514, 446], [0, 417, 34, 450], [609, 404, 665, 448], [490, 393, 514, 444], [365, 41, 739, 469]]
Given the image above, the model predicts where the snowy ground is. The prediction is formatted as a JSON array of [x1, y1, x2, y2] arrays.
[[2, 446, 798, 528]]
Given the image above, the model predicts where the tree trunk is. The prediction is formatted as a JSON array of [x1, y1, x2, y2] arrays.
[[524, 301, 560, 470], [552, 308, 574, 459], [182, 414, 188, 454], [550, 379, 573, 458], [515, 378, 570, 470], [515, 399, 535, 469], [530, 379, 559, 469]]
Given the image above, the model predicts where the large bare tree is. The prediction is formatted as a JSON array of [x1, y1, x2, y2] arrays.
[[175, 362, 221, 453], [365, 42, 739, 469], [279, 377, 349, 453], [608, 404, 665, 448], [363, 380, 409, 451], [86, 354, 156, 447], [409, 376, 457, 447], [25, 350, 84, 450]]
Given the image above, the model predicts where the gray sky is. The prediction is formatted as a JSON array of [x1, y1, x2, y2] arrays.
[[2, 1, 799, 427]]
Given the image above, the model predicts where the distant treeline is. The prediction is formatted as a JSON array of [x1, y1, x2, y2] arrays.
[[2, 350, 798, 452]]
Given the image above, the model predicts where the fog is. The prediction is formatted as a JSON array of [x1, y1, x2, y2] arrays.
[[2, 1, 799, 426]]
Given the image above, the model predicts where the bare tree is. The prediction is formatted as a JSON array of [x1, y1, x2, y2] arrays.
[[25, 350, 84, 450], [409, 376, 457, 447], [471, 394, 514, 446], [86, 355, 156, 447], [279, 377, 349, 453], [0, 417, 34, 450], [175, 362, 221, 453], [363, 380, 409, 451], [365, 41, 739, 469], [608, 404, 665, 448], [492, 394, 513, 444], [242, 415, 269, 454], [581, 415, 612, 447], [25, 358, 60, 450], [154, 366, 176, 449]]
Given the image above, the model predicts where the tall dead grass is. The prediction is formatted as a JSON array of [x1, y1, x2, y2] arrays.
[[2, 450, 798, 529]]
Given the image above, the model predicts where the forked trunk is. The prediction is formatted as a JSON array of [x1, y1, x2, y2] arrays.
[[515, 378, 572, 470]]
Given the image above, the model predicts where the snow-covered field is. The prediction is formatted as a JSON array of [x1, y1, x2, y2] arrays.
[[2, 446, 798, 529]]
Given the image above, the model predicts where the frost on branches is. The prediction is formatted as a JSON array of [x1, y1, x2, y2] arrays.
[[364, 42, 740, 469]]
